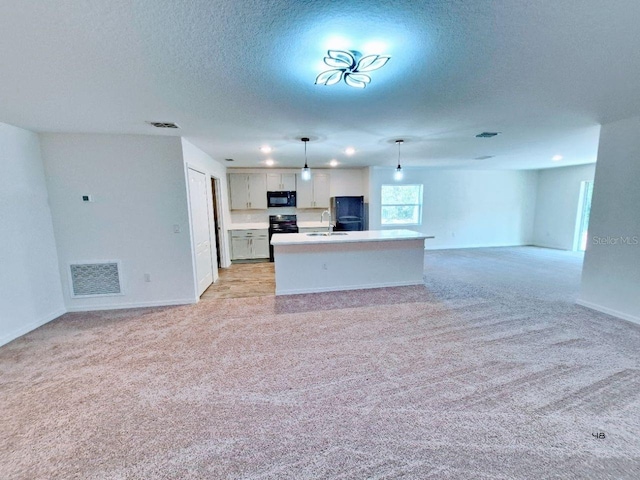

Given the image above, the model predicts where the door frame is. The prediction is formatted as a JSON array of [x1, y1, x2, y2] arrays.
[[211, 176, 225, 268]]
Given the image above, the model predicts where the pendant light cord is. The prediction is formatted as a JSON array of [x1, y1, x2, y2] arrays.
[[396, 139, 403, 168]]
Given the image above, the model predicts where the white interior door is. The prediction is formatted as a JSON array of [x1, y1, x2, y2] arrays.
[[188, 168, 214, 296]]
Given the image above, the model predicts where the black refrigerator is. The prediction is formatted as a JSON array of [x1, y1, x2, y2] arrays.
[[330, 196, 366, 231]]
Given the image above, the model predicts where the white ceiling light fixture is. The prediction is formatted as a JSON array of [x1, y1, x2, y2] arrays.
[[552, 154, 563, 161], [301, 137, 311, 181], [315, 50, 391, 89], [394, 139, 404, 181], [345, 147, 356, 156], [329, 159, 338, 167], [260, 146, 272, 154], [265, 158, 275, 166]]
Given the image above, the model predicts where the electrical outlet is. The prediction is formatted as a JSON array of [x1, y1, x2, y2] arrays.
[[173, 224, 181, 233], [322, 263, 328, 270], [82, 194, 94, 202]]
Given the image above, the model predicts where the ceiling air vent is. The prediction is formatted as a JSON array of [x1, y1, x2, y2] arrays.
[[147, 121, 180, 129], [475, 132, 500, 138], [69, 262, 122, 297], [474, 155, 495, 160], [225, 158, 234, 162]]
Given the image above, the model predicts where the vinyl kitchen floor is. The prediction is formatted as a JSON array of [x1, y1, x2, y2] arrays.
[[201, 261, 275, 300]]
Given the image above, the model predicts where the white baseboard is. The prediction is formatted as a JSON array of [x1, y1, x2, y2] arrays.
[[576, 299, 640, 326], [276, 280, 423, 296], [65, 298, 197, 312], [0, 307, 67, 347]]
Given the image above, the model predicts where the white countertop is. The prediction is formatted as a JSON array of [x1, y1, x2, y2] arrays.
[[228, 222, 269, 230], [271, 229, 429, 245]]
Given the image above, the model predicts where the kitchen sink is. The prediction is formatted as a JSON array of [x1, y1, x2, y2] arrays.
[[306, 232, 348, 237]]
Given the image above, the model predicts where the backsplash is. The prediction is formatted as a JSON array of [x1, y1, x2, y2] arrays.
[[230, 207, 329, 225]]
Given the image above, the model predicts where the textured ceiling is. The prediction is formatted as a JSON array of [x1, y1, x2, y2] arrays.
[[2, 0, 640, 170]]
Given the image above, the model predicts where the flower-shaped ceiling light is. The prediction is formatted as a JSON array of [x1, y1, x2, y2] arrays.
[[315, 50, 391, 89]]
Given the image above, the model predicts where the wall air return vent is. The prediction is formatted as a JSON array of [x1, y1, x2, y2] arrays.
[[147, 121, 180, 129], [474, 155, 495, 160], [69, 262, 122, 297], [475, 132, 500, 138]]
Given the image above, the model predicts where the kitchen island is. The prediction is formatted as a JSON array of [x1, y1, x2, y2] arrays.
[[270, 229, 429, 295]]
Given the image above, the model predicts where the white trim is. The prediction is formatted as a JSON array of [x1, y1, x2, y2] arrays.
[[0, 308, 67, 347], [276, 280, 424, 296], [65, 298, 197, 312], [212, 175, 230, 269], [576, 299, 640, 326], [184, 163, 201, 300]]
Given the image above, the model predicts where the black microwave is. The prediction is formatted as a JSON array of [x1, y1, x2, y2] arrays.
[[267, 191, 296, 207]]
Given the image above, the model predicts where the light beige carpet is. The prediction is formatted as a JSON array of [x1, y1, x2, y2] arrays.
[[1, 247, 639, 479]]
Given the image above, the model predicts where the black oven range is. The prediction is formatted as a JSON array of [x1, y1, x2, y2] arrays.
[[268, 215, 298, 262]]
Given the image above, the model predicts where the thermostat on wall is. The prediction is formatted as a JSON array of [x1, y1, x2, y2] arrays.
[[82, 195, 94, 202]]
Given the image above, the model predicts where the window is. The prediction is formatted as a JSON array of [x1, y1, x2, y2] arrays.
[[381, 184, 423, 226]]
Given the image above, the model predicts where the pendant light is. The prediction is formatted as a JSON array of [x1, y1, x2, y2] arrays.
[[301, 137, 311, 181], [394, 139, 404, 181]]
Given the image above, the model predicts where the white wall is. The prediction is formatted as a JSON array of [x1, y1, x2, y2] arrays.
[[181, 139, 231, 269], [329, 168, 367, 197], [532, 164, 596, 250], [41, 133, 197, 311], [369, 168, 537, 249], [579, 115, 640, 324], [0, 123, 65, 346]]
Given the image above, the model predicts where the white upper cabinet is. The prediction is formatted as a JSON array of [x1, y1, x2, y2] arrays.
[[229, 173, 267, 210], [266, 173, 296, 191], [296, 172, 330, 208], [281, 173, 296, 191]]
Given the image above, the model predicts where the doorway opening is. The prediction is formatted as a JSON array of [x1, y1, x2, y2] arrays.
[[211, 177, 223, 268], [574, 181, 594, 252]]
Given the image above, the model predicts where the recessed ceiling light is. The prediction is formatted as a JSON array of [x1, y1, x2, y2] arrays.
[[552, 155, 563, 161], [265, 158, 275, 166], [345, 147, 356, 156], [260, 146, 272, 154], [329, 159, 338, 167]]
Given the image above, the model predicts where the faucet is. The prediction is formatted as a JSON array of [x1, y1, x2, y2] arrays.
[[320, 210, 333, 234]]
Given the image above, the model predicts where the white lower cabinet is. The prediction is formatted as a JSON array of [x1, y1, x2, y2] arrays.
[[230, 229, 269, 260]]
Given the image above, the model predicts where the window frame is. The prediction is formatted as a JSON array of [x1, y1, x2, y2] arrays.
[[380, 184, 424, 227]]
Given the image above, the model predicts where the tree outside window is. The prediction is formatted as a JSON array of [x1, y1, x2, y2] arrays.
[[381, 184, 423, 225]]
